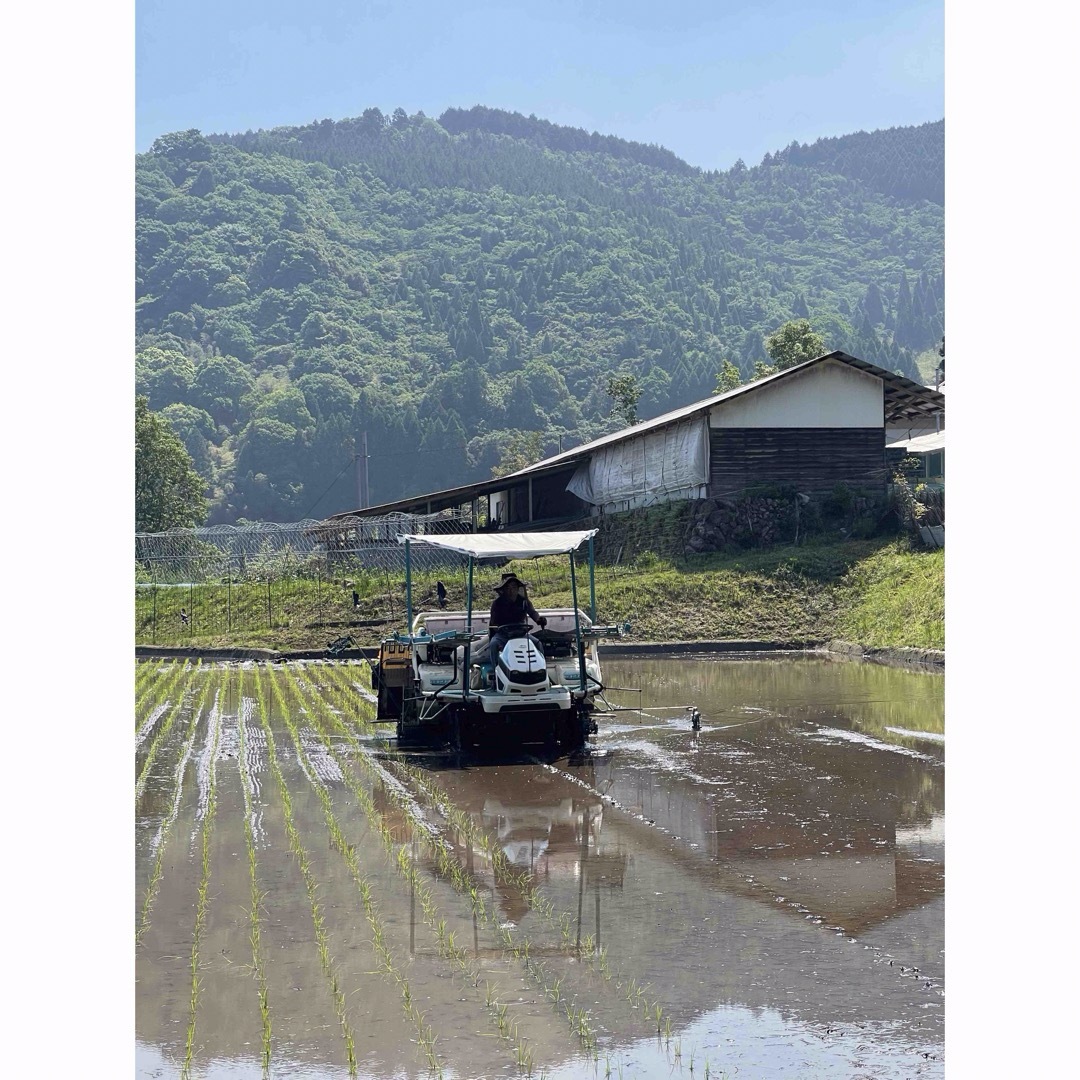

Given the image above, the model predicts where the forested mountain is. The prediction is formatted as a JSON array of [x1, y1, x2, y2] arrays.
[[135, 109, 944, 524]]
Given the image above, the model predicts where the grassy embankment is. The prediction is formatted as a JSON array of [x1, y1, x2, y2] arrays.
[[135, 538, 943, 652]]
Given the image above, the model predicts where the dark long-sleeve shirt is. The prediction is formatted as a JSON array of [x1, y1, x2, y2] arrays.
[[489, 593, 542, 633]]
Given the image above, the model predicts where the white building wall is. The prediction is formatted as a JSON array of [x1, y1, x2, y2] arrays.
[[709, 360, 883, 428]]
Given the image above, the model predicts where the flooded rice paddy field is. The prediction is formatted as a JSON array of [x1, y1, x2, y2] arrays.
[[135, 654, 943, 1080]]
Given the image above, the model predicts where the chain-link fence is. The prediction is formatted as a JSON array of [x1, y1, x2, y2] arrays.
[[134, 495, 913, 646], [135, 510, 474, 584]]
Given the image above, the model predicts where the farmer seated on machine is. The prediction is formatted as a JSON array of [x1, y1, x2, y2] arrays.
[[476, 573, 547, 662]]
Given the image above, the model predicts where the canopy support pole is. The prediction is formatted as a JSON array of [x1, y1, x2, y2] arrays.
[[463, 556, 474, 704], [405, 539, 412, 635], [570, 554, 586, 696], [588, 535, 596, 622]]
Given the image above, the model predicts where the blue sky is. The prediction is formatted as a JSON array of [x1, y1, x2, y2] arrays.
[[136, 0, 942, 170]]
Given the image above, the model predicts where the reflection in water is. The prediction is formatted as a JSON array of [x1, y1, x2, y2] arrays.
[[376, 763, 628, 937], [594, 657, 944, 936]]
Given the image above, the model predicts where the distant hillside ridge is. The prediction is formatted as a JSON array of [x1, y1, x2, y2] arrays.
[[437, 105, 697, 176], [767, 120, 943, 205]]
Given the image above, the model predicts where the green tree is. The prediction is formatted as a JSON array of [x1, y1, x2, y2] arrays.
[[492, 431, 546, 477], [765, 319, 827, 370], [161, 403, 216, 481], [191, 354, 256, 426], [605, 372, 641, 427], [135, 397, 208, 532], [713, 359, 743, 394], [135, 346, 196, 409]]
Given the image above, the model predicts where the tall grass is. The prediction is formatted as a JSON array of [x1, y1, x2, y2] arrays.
[[835, 543, 944, 649]]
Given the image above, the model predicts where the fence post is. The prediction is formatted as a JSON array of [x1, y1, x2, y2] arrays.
[[267, 579, 273, 630], [227, 574, 232, 633], [189, 583, 194, 636], [152, 586, 157, 645]]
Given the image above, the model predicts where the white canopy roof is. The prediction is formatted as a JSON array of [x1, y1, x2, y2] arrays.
[[397, 530, 597, 559]]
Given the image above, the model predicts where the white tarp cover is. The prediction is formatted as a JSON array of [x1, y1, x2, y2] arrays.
[[566, 420, 708, 506], [397, 530, 598, 559]]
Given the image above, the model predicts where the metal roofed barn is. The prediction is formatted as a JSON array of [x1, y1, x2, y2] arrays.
[[324, 351, 945, 529]]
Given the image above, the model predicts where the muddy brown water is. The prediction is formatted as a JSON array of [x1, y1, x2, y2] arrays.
[[136, 654, 943, 1079]]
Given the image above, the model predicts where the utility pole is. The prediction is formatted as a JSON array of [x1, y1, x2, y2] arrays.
[[355, 431, 370, 509]]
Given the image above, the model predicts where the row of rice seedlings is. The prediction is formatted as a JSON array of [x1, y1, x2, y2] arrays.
[[134, 658, 166, 711], [180, 678, 223, 1080], [137, 673, 217, 945], [280, 666, 542, 1075], [265, 665, 446, 1078], [235, 670, 273, 1074], [135, 656, 192, 719], [250, 667, 359, 1077], [134, 658, 189, 746], [135, 661, 203, 802], [134, 653, 173, 696], [291, 668, 603, 1066]]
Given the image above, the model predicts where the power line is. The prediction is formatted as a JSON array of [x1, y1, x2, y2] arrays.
[[300, 458, 354, 519]]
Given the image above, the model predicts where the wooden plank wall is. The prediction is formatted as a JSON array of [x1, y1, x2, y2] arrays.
[[708, 428, 886, 496]]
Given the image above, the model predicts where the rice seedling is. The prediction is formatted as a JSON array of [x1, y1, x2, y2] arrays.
[[134, 658, 179, 720], [180, 673, 222, 1080], [236, 669, 273, 1074], [137, 672, 216, 945], [253, 667, 358, 1076], [133, 660, 166, 718], [135, 661, 203, 801]]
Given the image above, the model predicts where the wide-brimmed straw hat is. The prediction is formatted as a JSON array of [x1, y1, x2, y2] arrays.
[[493, 573, 526, 592]]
